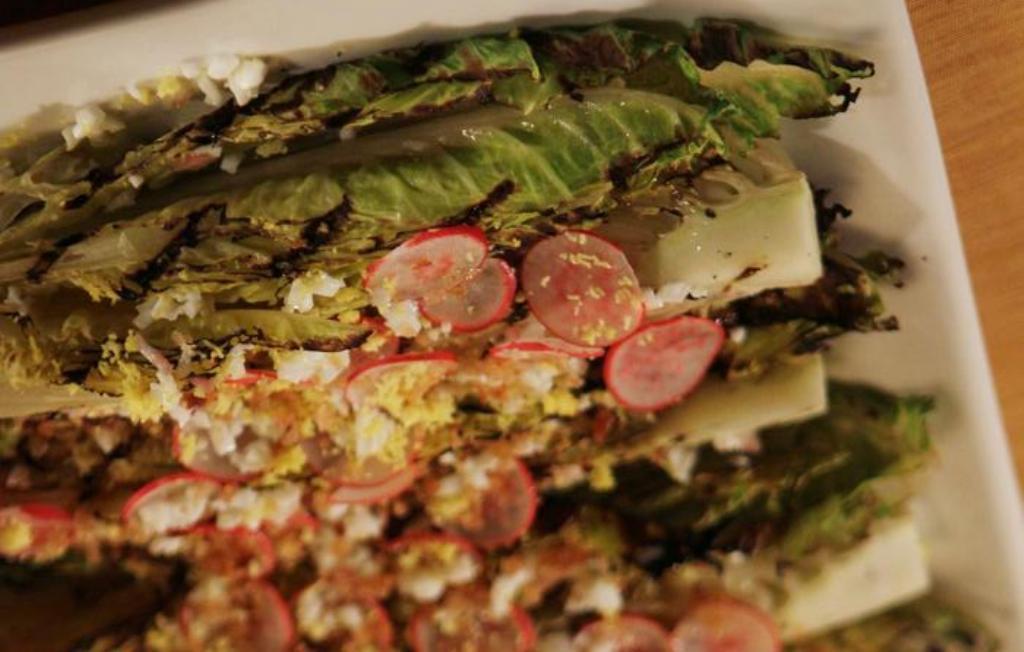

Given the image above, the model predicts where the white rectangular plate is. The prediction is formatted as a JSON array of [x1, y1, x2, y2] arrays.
[[2, 0, 1022, 645]]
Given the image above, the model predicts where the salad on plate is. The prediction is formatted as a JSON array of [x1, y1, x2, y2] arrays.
[[0, 17, 998, 652]]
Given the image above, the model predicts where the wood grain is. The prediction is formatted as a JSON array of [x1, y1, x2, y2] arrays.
[[907, 0, 1024, 479]]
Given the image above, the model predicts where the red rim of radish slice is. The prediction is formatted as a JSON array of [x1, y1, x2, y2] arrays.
[[185, 525, 277, 578], [180, 579, 294, 652], [603, 316, 725, 412], [420, 257, 516, 332], [0, 503, 74, 559], [521, 230, 644, 347], [329, 463, 421, 505], [172, 425, 258, 483], [346, 351, 457, 406], [489, 316, 604, 360], [574, 614, 672, 652], [348, 318, 401, 369], [364, 226, 489, 302], [434, 458, 537, 549], [669, 596, 782, 652], [121, 472, 221, 531], [223, 369, 278, 388], [406, 597, 535, 652], [294, 582, 394, 649]]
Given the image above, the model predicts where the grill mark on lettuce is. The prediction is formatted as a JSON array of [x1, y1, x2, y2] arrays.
[[117, 205, 218, 300], [269, 197, 351, 275], [443, 179, 515, 227]]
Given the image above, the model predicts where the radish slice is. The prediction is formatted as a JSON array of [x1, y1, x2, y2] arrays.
[[346, 351, 457, 407], [604, 316, 725, 412], [364, 226, 488, 302], [421, 258, 516, 332], [490, 315, 604, 360], [521, 230, 644, 347], [407, 591, 535, 652], [329, 463, 421, 505], [427, 456, 537, 549], [348, 318, 401, 369], [172, 425, 258, 482], [180, 579, 294, 652], [574, 615, 672, 651], [301, 435, 420, 504], [121, 472, 221, 535], [223, 369, 278, 387], [0, 503, 74, 561], [295, 581, 393, 648], [185, 525, 276, 578], [669, 596, 781, 652]]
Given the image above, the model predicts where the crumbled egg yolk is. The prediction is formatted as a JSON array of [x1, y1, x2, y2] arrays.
[[0, 517, 32, 555], [542, 389, 581, 417]]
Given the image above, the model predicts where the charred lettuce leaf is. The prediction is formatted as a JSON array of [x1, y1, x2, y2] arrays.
[[0, 21, 871, 260], [601, 383, 932, 558], [790, 597, 999, 652]]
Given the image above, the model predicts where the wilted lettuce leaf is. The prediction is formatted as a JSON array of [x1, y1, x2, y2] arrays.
[[790, 596, 999, 652], [716, 252, 898, 379], [0, 20, 871, 260], [605, 383, 932, 557]]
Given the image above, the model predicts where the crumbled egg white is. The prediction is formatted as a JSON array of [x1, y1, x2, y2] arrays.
[[134, 286, 205, 328], [135, 482, 215, 534], [148, 535, 188, 556], [215, 484, 301, 530], [490, 565, 534, 618], [519, 363, 560, 395], [729, 326, 748, 344], [179, 54, 267, 107], [4, 287, 28, 317], [566, 576, 623, 617], [62, 105, 124, 150], [713, 430, 762, 453], [397, 549, 479, 603], [376, 298, 423, 337], [353, 407, 400, 460], [275, 350, 351, 384], [221, 344, 251, 380], [642, 282, 710, 310], [663, 444, 698, 485], [296, 584, 366, 642], [284, 270, 345, 313], [340, 505, 386, 541], [220, 152, 243, 174]]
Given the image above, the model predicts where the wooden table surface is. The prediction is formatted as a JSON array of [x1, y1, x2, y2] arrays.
[[907, 0, 1024, 481]]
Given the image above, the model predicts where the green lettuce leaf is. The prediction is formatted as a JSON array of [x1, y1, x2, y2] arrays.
[[789, 596, 999, 652], [601, 383, 932, 557]]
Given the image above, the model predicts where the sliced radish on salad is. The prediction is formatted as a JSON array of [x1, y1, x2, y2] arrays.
[[421, 257, 516, 332], [180, 579, 294, 652], [407, 589, 536, 652], [0, 503, 74, 561], [489, 315, 604, 360], [426, 455, 538, 549], [669, 596, 781, 652], [389, 532, 481, 603], [295, 580, 394, 648], [573, 615, 672, 651], [348, 318, 401, 368], [346, 351, 457, 407], [604, 316, 725, 411], [223, 369, 278, 388], [364, 226, 488, 302], [185, 525, 276, 578], [301, 435, 420, 504], [521, 230, 644, 347], [121, 472, 221, 535], [172, 425, 258, 482]]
